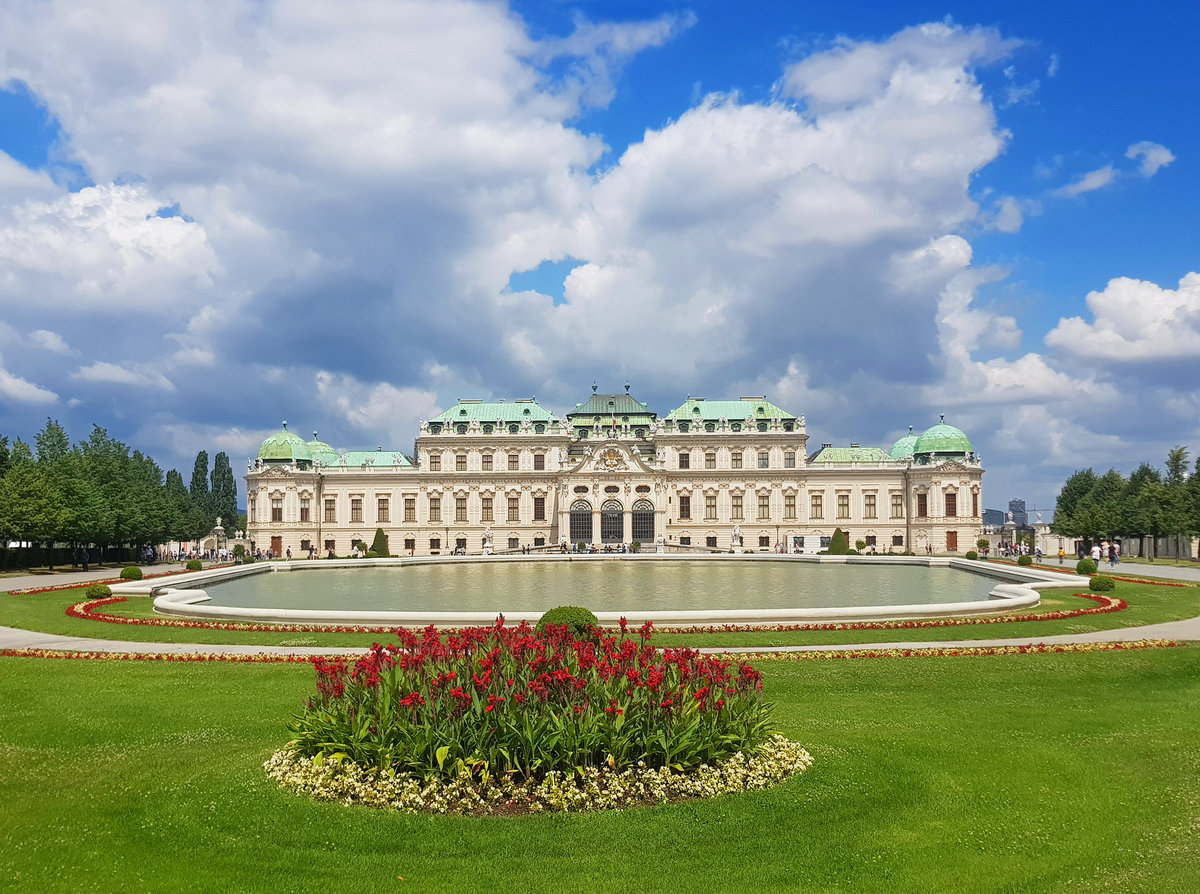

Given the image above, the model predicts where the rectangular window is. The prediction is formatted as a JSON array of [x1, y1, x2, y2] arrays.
[[891, 494, 904, 519], [508, 537, 519, 550], [759, 535, 771, 548], [534, 453, 545, 471], [508, 454, 519, 471], [456, 537, 467, 551], [324, 539, 335, 552], [482, 454, 493, 472], [972, 492, 979, 517], [324, 499, 336, 523], [404, 497, 416, 522], [249, 496, 256, 524], [731, 495, 743, 520], [784, 494, 796, 519], [810, 493, 823, 519], [429, 454, 440, 472], [403, 537, 415, 553], [731, 452, 743, 470], [917, 493, 928, 518], [377, 498, 389, 523], [945, 493, 957, 517], [679, 495, 691, 520], [705, 452, 716, 470], [706, 535, 718, 548], [864, 494, 877, 519], [299, 497, 310, 523], [865, 535, 877, 547], [758, 493, 770, 520], [758, 451, 769, 469], [455, 497, 467, 522], [481, 497, 493, 522], [508, 496, 520, 522], [892, 535, 904, 547], [350, 498, 363, 524], [534, 496, 545, 521], [678, 452, 690, 469], [429, 537, 441, 552], [271, 498, 282, 523], [837, 494, 850, 519], [429, 498, 441, 523], [784, 451, 796, 468], [533, 536, 545, 547], [679, 536, 691, 546], [455, 454, 466, 472], [820, 536, 831, 548], [705, 495, 717, 521]]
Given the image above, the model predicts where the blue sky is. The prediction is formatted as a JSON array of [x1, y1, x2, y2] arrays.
[[0, 0, 1196, 518]]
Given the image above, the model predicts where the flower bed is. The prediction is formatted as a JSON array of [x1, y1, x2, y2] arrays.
[[8, 563, 238, 596], [286, 619, 774, 784], [736, 640, 1184, 661], [0, 648, 310, 664]]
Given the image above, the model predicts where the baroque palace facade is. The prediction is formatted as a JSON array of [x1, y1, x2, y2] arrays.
[[245, 386, 983, 557]]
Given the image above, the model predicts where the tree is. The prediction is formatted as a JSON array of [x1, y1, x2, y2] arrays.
[[827, 527, 850, 554], [1052, 469, 1098, 536], [1071, 469, 1125, 542], [190, 451, 211, 527], [209, 452, 239, 531], [0, 446, 61, 547], [0, 435, 12, 484], [34, 418, 70, 464]]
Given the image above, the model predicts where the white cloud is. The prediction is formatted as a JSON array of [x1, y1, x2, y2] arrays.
[[1051, 165, 1116, 198], [27, 329, 71, 354], [1125, 140, 1175, 177], [314, 370, 441, 446], [71, 361, 176, 390], [0, 349, 58, 403], [1045, 273, 1200, 361]]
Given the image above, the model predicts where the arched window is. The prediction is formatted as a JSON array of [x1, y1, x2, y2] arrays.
[[601, 499, 624, 543], [569, 499, 592, 543], [632, 499, 655, 543]]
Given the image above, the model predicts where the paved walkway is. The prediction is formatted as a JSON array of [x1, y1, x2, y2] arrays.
[[2, 561, 1198, 658]]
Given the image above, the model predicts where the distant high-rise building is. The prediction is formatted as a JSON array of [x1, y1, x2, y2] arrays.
[[1008, 498, 1028, 528], [982, 508, 1005, 527]]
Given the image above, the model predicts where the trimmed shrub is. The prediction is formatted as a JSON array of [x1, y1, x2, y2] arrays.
[[631, 541, 641, 553], [370, 528, 391, 558], [1077, 558, 1097, 575], [120, 565, 143, 581], [965, 550, 978, 560], [855, 539, 867, 552], [241, 555, 256, 565], [186, 559, 203, 571], [85, 583, 112, 599], [232, 544, 246, 559], [535, 605, 600, 639], [827, 528, 851, 555], [1017, 555, 1033, 566], [1090, 575, 1116, 592]]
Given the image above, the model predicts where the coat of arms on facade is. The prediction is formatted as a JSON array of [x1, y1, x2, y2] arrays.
[[595, 447, 627, 472]]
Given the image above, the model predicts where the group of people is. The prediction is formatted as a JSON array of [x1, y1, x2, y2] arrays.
[[1089, 541, 1121, 568]]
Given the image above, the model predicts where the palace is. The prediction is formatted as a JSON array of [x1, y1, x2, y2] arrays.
[[245, 385, 983, 557]]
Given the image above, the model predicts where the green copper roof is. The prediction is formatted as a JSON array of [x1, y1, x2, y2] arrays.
[[430, 399, 558, 425], [913, 418, 972, 455], [664, 397, 796, 422], [568, 391, 655, 421], [329, 450, 413, 468], [306, 431, 339, 464], [808, 445, 890, 464], [257, 422, 312, 462], [888, 426, 919, 460]]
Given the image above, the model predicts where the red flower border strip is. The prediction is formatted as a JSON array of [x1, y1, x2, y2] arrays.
[[66, 592, 1129, 636], [0, 648, 313, 663], [9, 563, 239, 596], [736, 639, 1185, 661], [0, 639, 1184, 664]]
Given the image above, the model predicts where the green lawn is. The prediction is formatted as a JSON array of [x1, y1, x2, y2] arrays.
[[2, 575, 1196, 649], [1, 647, 1197, 892]]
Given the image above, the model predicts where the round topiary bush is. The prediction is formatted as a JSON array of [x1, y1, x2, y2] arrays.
[[186, 559, 203, 571], [120, 565, 143, 580], [1017, 554, 1033, 566], [965, 550, 978, 560], [241, 555, 255, 564], [1077, 558, 1097, 575], [1090, 575, 1116, 592], [366, 551, 379, 559], [85, 583, 112, 599], [535, 605, 600, 639]]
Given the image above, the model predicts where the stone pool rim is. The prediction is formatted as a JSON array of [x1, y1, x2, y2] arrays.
[[124, 555, 1083, 628]]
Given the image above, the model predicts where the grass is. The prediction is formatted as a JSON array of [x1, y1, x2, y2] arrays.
[[2, 575, 1196, 650], [1, 647, 1198, 892]]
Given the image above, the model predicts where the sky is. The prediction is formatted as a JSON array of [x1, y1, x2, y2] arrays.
[[0, 0, 1197, 518]]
